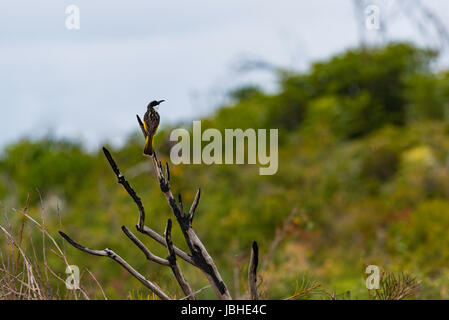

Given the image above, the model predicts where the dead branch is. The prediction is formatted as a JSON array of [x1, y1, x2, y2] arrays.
[[58, 231, 171, 300], [57, 108, 261, 300], [102, 147, 195, 266], [121, 226, 169, 266], [188, 189, 201, 224], [248, 241, 259, 300], [137, 115, 232, 299], [164, 219, 195, 300], [59, 147, 198, 300]]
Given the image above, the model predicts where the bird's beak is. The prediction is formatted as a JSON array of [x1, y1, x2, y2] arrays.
[[158, 100, 165, 105]]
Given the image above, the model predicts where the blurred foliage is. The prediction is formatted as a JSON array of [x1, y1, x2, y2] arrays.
[[2, 42, 449, 299]]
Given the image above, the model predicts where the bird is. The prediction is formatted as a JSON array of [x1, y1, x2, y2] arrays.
[[142, 100, 165, 156]]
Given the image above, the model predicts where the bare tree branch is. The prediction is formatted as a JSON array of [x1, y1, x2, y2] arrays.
[[164, 219, 195, 300], [58, 109, 260, 300], [59, 231, 171, 300], [103, 147, 146, 230], [188, 188, 201, 224], [180, 285, 211, 300], [102, 147, 195, 266], [248, 241, 259, 300], [178, 194, 185, 216], [136, 114, 147, 138], [121, 226, 169, 266], [145, 141, 232, 300], [138, 225, 196, 265]]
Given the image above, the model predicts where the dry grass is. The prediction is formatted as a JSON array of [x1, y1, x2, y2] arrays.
[[0, 195, 106, 300], [369, 271, 421, 300]]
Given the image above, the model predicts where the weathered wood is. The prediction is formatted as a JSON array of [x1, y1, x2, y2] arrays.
[[102, 146, 196, 266], [148, 150, 232, 300], [59, 231, 171, 300], [165, 219, 195, 300], [121, 226, 169, 266], [248, 241, 259, 300], [58, 112, 264, 300]]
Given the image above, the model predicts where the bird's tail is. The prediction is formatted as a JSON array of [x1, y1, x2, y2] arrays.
[[144, 134, 154, 156]]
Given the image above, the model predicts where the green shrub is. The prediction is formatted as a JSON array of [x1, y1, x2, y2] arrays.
[[361, 147, 399, 182]]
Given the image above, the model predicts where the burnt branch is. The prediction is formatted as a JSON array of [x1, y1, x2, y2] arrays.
[[188, 189, 201, 225], [58, 231, 171, 300], [103, 147, 145, 230], [121, 226, 169, 266], [164, 219, 195, 300], [102, 146, 195, 266], [138, 225, 196, 265], [248, 241, 259, 300], [178, 194, 184, 216], [59, 111, 262, 300], [165, 162, 170, 182], [60, 147, 199, 299], [136, 114, 147, 138], [147, 147, 232, 300]]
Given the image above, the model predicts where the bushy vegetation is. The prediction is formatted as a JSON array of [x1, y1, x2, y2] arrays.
[[1, 42, 449, 299]]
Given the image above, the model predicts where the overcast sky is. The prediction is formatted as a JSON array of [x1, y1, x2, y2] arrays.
[[1, 0, 449, 150]]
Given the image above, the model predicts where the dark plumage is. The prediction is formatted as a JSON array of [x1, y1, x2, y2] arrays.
[[143, 100, 164, 156]]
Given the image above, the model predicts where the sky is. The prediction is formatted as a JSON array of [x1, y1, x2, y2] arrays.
[[1, 0, 449, 150]]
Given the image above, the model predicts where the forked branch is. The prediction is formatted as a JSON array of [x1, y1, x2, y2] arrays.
[[58, 231, 171, 300], [59, 112, 260, 300], [137, 114, 232, 300], [102, 147, 195, 266]]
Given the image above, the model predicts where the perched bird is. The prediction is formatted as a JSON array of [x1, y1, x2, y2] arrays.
[[143, 100, 165, 156]]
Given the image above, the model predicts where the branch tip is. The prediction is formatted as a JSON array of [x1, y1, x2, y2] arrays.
[[165, 162, 170, 181]]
